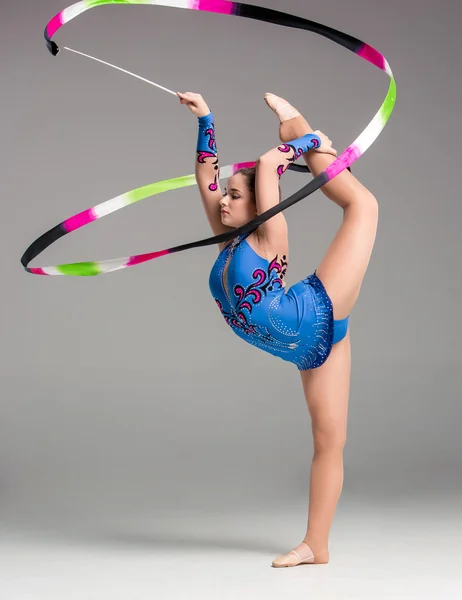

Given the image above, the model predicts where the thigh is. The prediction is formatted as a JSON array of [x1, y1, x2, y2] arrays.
[[316, 202, 378, 320], [300, 330, 351, 450]]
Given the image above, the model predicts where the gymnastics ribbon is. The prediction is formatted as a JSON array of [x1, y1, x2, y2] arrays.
[[21, 0, 396, 276]]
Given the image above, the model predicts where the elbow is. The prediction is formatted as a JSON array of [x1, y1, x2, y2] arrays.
[[255, 150, 281, 172], [256, 152, 274, 165]]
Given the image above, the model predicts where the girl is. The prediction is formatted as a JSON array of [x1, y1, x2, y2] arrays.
[[177, 91, 378, 567]]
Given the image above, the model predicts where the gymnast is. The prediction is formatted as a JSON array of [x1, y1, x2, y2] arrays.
[[177, 90, 379, 567]]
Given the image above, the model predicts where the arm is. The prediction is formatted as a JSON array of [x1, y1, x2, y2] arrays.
[[254, 133, 323, 243], [177, 92, 232, 241], [196, 111, 223, 205]]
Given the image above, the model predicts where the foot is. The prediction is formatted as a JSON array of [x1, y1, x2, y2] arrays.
[[271, 540, 329, 568], [264, 93, 301, 122]]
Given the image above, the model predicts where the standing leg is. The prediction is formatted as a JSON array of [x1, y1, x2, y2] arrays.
[[300, 329, 351, 561], [272, 330, 351, 567]]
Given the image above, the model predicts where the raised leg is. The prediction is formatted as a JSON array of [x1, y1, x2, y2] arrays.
[[265, 94, 368, 568], [265, 95, 379, 321]]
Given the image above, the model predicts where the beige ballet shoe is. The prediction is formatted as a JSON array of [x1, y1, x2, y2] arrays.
[[264, 93, 301, 122], [271, 541, 316, 568]]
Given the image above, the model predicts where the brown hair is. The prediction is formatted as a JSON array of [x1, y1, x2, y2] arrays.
[[234, 167, 282, 202]]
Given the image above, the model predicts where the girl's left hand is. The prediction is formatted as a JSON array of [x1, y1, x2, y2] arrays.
[[313, 130, 337, 156]]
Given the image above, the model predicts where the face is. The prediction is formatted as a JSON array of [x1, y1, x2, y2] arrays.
[[220, 173, 256, 228]]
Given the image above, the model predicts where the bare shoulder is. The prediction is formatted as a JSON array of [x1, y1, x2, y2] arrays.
[[247, 224, 289, 265], [246, 228, 289, 288]]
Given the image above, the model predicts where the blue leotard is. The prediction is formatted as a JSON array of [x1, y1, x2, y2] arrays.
[[197, 110, 349, 370], [209, 235, 349, 370]]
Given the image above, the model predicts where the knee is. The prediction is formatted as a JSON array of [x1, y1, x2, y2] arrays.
[[366, 193, 379, 216], [343, 193, 378, 228], [345, 192, 378, 213], [353, 192, 378, 215], [312, 422, 347, 454]]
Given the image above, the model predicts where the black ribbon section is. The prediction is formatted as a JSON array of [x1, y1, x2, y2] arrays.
[[165, 167, 331, 255], [21, 223, 66, 269]]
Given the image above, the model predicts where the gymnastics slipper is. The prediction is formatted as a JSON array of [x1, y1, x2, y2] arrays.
[[264, 93, 301, 122], [271, 540, 316, 567]]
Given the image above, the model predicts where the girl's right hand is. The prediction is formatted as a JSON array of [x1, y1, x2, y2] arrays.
[[176, 92, 211, 118]]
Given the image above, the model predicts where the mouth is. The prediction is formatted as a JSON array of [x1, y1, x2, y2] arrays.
[[221, 210, 228, 215]]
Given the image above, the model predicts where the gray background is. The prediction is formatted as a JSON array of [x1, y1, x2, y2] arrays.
[[1, 0, 462, 596]]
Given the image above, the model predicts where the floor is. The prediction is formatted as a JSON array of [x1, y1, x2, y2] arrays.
[[1, 492, 460, 599]]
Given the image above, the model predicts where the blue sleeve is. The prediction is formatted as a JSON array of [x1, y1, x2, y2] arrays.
[[196, 111, 217, 155], [195, 111, 220, 194]]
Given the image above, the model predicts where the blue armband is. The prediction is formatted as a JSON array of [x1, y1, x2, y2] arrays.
[[287, 132, 322, 156], [197, 111, 217, 155]]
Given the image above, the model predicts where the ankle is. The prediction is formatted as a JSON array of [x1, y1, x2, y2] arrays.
[[303, 536, 329, 556], [279, 118, 314, 143]]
